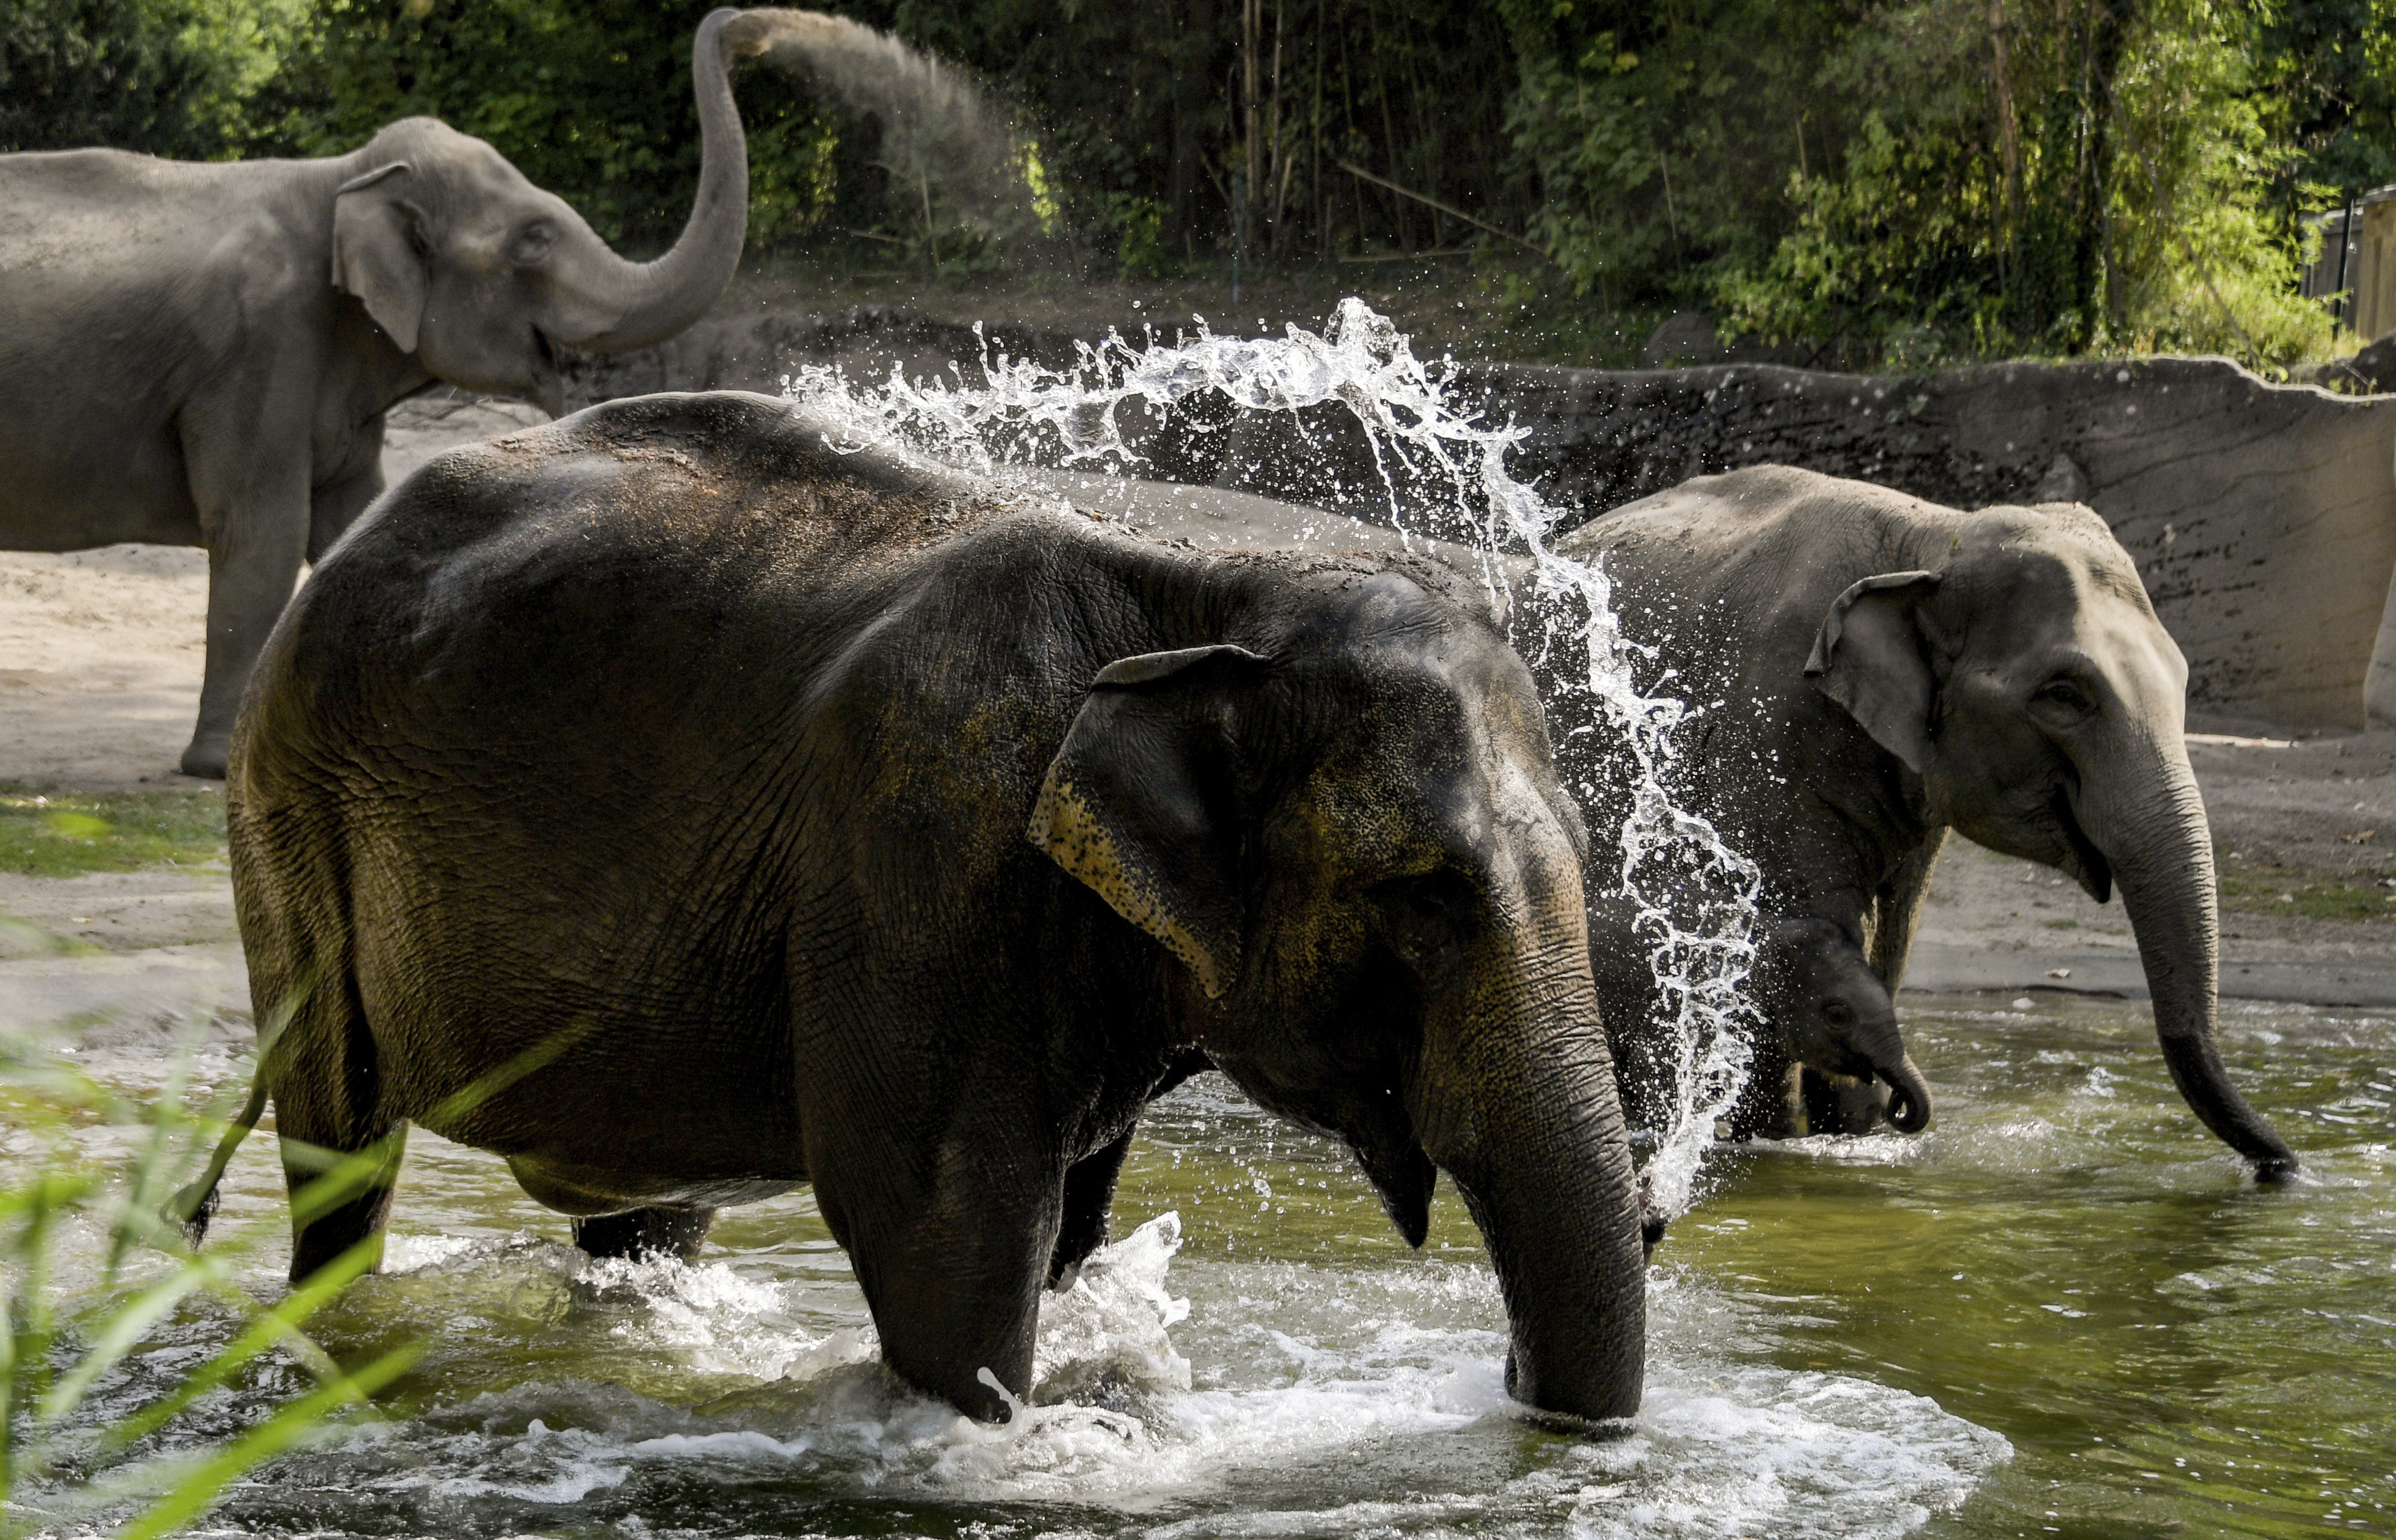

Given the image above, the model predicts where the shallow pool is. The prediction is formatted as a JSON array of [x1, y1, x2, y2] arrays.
[[13, 991, 2392, 1538]]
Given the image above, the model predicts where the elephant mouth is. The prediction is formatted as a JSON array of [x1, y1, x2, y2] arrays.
[[2054, 789, 2114, 903], [526, 327, 569, 419]]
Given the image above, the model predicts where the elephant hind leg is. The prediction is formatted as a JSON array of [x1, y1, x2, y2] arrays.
[[573, 1206, 718, 1264], [266, 965, 407, 1283], [280, 1120, 408, 1283]]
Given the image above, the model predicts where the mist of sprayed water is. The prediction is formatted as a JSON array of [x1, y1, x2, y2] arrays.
[[729, 9, 1055, 254], [782, 300, 1761, 1218]]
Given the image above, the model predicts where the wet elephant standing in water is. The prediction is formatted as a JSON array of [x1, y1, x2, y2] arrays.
[[0, 8, 806, 778], [1557, 465, 2295, 1174], [182, 391, 1649, 1424]]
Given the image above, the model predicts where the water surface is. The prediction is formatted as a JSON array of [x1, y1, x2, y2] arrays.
[[14, 991, 2390, 1538]]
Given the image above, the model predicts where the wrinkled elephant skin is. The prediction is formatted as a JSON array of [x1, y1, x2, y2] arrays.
[[199, 391, 1648, 1425], [0, 9, 774, 778]]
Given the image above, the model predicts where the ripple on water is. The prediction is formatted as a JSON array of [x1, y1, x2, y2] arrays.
[[171, 1213, 2007, 1540]]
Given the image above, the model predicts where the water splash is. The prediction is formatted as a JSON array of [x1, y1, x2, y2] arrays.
[[729, 9, 1057, 256], [782, 299, 1761, 1217]]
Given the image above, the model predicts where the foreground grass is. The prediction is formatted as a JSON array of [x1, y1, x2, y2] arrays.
[[0, 1019, 415, 1538], [0, 786, 227, 879]]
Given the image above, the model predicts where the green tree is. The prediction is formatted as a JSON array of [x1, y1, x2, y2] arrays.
[[267, 0, 848, 252], [0, 0, 304, 158], [1713, 0, 2332, 365], [1496, 0, 1860, 306]]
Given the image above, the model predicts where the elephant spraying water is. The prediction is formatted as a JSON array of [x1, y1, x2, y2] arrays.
[[0, 9, 839, 779], [178, 390, 1650, 1425]]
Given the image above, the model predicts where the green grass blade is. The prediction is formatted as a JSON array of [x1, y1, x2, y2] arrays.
[[35, 1253, 226, 1431], [109, 1341, 420, 1540], [95, 1234, 382, 1459]]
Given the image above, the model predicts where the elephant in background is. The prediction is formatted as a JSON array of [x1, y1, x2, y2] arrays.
[[1591, 902, 1922, 1141], [0, 8, 791, 778], [182, 391, 1649, 1425], [1555, 464, 2295, 1175]]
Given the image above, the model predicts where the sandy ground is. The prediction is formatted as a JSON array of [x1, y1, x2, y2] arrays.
[[5, 393, 2393, 1039]]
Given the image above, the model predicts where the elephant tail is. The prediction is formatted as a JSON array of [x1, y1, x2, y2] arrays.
[[167, 1062, 273, 1250]]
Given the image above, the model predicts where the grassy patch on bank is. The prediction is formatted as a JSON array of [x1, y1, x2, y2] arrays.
[[0, 785, 227, 878], [2217, 862, 2396, 923]]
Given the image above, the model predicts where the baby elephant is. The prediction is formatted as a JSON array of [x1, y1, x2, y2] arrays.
[[1734, 918, 1930, 1140], [1591, 904, 1927, 1141]]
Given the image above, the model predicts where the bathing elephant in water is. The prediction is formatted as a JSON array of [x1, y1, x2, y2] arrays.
[[1555, 464, 2295, 1174], [0, 8, 788, 779], [181, 390, 1648, 1424], [1591, 903, 1920, 1140]]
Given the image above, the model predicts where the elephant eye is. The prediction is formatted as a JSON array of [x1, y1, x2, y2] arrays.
[[1378, 872, 1475, 972], [2033, 676, 2096, 718], [1822, 1001, 1856, 1026], [510, 222, 556, 263]]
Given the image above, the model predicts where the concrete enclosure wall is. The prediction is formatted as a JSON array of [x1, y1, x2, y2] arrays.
[[560, 309, 2396, 731]]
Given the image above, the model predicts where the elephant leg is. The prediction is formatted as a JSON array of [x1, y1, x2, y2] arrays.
[[816, 1133, 1056, 1422], [308, 451, 385, 564], [1867, 828, 1948, 991], [1048, 1127, 1136, 1291], [180, 402, 312, 778], [279, 1119, 408, 1284], [264, 948, 406, 1282], [573, 1206, 717, 1263]]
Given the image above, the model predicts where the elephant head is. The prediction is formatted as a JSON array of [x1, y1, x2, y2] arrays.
[[328, 8, 783, 412], [1750, 917, 1928, 1133], [1032, 566, 1646, 1422], [1806, 503, 2295, 1174]]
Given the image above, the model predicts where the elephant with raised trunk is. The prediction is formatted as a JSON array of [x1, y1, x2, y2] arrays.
[[1557, 464, 2295, 1174], [0, 8, 791, 779], [181, 391, 1648, 1424]]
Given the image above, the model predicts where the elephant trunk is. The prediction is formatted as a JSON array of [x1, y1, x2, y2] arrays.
[[1420, 929, 1646, 1422], [1877, 1047, 1931, 1133], [1841, 1008, 1930, 1133], [2079, 743, 2296, 1176], [564, 8, 756, 352]]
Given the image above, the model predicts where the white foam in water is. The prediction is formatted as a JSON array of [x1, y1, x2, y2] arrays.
[[781, 300, 1758, 1218], [311, 1214, 2003, 1535]]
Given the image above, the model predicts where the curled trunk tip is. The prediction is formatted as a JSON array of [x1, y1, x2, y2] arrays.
[[1881, 1052, 1931, 1133]]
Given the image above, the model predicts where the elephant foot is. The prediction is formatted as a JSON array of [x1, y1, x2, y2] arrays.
[[179, 736, 230, 780], [572, 1205, 716, 1263]]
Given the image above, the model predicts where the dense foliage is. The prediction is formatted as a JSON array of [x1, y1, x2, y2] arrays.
[[8, 0, 2394, 364]]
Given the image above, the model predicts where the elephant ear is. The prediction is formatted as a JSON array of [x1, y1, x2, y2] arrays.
[[1028, 644, 1272, 999], [331, 163, 427, 354], [1805, 571, 1942, 773]]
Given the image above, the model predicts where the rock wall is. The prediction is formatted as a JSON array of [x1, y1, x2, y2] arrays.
[[564, 308, 2396, 731], [1448, 359, 2396, 731]]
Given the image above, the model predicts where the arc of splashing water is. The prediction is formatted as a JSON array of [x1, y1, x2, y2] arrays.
[[730, 9, 1050, 247], [784, 297, 1763, 1220]]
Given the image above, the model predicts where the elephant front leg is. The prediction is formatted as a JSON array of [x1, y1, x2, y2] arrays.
[[1049, 1127, 1136, 1291], [179, 399, 313, 778], [816, 1139, 1062, 1422], [308, 454, 386, 563], [187, 529, 308, 777]]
